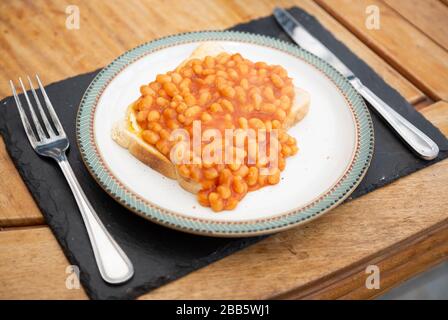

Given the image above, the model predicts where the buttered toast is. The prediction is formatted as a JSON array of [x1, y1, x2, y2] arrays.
[[112, 43, 310, 211]]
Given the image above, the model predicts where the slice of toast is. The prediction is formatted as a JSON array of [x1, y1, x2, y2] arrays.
[[111, 43, 310, 194]]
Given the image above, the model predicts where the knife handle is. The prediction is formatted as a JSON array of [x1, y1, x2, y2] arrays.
[[350, 78, 439, 160]]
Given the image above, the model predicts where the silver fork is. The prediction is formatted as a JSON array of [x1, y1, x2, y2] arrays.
[[9, 75, 134, 284]]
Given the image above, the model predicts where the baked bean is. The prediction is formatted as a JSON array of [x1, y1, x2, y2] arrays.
[[156, 74, 171, 84], [197, 191, 210, 206], [202, 68, 215, 76], [221, 99, 234, 112], [178, 164, 190, 178], [281, 145, 292, 157], [251, 92, 262, 109], [198, 91, 211, 106], [258, 69, 267, 77], [235, 165, 249, 177], [185, 105, 201, 118], [166, 119, 179, 130], [141, 95, 153, 109], [255, 62, 267, 69], [163, 82, 178, 97], [204, 56, 215, 68], [271, 74, 284, 88], [159, 129, 170, 140], [272, 120, 281, 129], [137, 110, 149, 122], [290, 145, 299, 155], [228, 161, 241, 171], [247, 166, 259, 186], [209, 102, 223, 113], [163, 108, 176, 119], [226, 60, 236, 68], [221, 86, 235, 99], [201, 112, 212, 122], [232, 53, 243, 63], [227, 68, 239, 80], [268, 168, 280, 185], [204, 168, 219, 180], [240, 78, 249, 90], [261, 103, 276, 113], [181, 68, 193, 78], [217, 53, 230, 65], [176, 102, 188, 113], [232, 176, 247, 194], [278, 156, 286, 171], [281, 85, 294, 96], [193, 64, 203, 75], [140, 85, 155, 96], [204, 75, 216, 85], [219, 168, 232, 185], [217, 185, 231, 199], [155, 140, 170, 155], [148, 121, 162, 132], [224, 198, 238, 210], [263, 86, 275, 101], [249, 118, 265, 130], [238, 117, 248, 129], [237, 64, 249, 75], [177, 114, 186, 123], [276, 109, 287, 121], [147, 110, 160, 122], [171, 72, 182, 84], [210, 196, 224, 212], [156, 97, 169, 107], [235, 86, 246, 103], [184, 94, 197, 106]]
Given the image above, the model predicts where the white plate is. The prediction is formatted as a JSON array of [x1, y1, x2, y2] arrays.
[[77, 31, 373, 236]]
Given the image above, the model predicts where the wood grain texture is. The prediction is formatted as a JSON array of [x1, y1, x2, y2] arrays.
[[0, 0, 447, 300], [315, 0, 448, 101], [419, 101, 448, 136], [296, 0, 423, 104], [382, 0, 448, 51], [0, 226, 86, 299], [0, 139, 43, 227], [0, 0, 426, 227]]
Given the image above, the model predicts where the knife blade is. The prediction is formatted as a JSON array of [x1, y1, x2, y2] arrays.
[[273, 8, 439, 160]]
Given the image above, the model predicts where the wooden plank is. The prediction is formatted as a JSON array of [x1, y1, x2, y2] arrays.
[[0, 227, 87, 299], [439, 0, 448, 7], [0, 0, 426, 227], [419, 101, 448, 136], [295, 0, 423, 104], [383, 0, 448, 51], [274, 220, 448, 299], [0, 138, 43, 227], [315, 0, 448, 101]]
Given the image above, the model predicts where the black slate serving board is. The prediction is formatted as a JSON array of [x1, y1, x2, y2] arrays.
[[0, 7, 447, 300]]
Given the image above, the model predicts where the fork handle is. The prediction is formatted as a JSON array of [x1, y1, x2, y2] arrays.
[[350, 78, 439, 160], [57, 154, 134, 284]]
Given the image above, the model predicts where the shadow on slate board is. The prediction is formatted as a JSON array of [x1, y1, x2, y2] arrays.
[[0, 7, 447, 300]]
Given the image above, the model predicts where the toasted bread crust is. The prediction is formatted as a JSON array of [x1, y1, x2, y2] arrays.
[[111, 43, 310, 195]]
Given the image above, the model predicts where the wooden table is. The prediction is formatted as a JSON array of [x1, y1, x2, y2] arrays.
[[0, 0, 447, 300]]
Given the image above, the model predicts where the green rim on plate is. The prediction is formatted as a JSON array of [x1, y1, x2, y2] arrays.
[[76, 31, 374, 237]]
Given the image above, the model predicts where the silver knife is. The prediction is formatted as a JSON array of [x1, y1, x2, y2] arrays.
[[274, 8, 439, 160]]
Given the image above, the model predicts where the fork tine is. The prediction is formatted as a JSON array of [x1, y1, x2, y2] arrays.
[[18, 77, 47, 141], [9, 80, 39, 147], [35, 74, 65, 136], [27, 76, 56, 137]]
